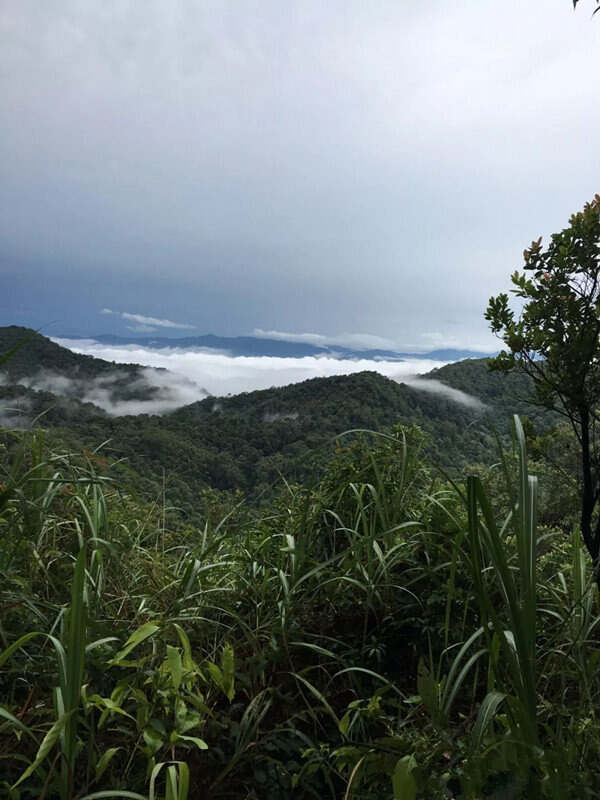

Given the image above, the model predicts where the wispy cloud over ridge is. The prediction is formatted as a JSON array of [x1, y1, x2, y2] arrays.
[[252, 329, 401, 351], [17, 366, 205, 417], [399, 378, 485, 410], [101, 309, 196, 331]]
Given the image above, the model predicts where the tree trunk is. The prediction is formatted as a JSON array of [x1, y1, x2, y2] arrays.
[[579, 411, 600, 589]]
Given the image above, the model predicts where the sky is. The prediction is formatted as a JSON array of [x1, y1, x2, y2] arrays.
[[1, 0, 599, 353]]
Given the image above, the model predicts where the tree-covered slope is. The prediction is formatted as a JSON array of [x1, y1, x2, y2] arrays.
[[0, 328, 548, 514], [0, 326, 198, 417], [430, 357, 532, 407], [0, 326, 145, 381]]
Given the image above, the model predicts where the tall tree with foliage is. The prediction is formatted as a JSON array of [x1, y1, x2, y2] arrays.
[[486, 196, 600, 581]]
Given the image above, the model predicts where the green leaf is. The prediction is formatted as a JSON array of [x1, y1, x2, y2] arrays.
[[472, 691, 506, 747], [0, 706, 34, 738], [89, 694, 135, 721], [177, 734, 208, 750], [149, 762, 165, 800], [143, 726, 164, 754], [206, 662, 223, 690], [173, 624, 194, 672], [416, 659, 439, 717], [392, 754, 417, 800], [13, 712, 72, 787], [166, 765, 178, 800], [291, 672, 340, 726], [95, 747, 121, 781], [177, 762, 190, 800], [220, 643, 235, 702], [338, 710, 351, 736], [167, 646, 183, 692], [85, 637, 119, 654], [110, 623, 159, 665], [0, 632, 42, 669]]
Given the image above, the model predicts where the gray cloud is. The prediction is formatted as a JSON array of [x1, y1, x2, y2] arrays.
[[1, 2, 598, 348]]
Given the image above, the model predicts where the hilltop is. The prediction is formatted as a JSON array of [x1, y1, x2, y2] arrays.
[[0, 326, 201, 420]]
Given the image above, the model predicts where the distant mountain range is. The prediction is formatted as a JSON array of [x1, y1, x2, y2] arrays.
[[85, 332, 493, 362]]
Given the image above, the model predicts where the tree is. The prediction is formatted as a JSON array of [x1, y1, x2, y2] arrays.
[[485, 195, 600, 581]]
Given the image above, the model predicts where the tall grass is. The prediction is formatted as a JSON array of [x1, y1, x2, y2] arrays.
[[2, 421, 600, 797], [464, 416, 540, 792]]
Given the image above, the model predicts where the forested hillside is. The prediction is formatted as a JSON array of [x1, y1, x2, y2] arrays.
[[0, 326, 196, 419], [0, 326, 150, 383], [0, 328, 546, 516]]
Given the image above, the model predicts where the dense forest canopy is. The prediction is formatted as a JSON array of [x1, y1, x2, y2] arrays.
[[0, 326, 548, 517]]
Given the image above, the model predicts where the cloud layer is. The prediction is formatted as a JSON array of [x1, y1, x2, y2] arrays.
[[52, 338, 453, 406]]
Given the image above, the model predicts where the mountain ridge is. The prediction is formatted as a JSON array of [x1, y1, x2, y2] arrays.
[[75, 332, 493, 362], [0, 326, 544, 517], [0, 325, 201, 418]]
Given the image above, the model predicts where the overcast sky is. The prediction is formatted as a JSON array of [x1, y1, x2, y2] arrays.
[[1, 1, 599, 351]]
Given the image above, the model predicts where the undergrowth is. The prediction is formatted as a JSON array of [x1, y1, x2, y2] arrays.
[[1, 421, 599, 798]]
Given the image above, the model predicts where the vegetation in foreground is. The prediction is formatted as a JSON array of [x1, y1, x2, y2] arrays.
[[0, 415, 598, 799]]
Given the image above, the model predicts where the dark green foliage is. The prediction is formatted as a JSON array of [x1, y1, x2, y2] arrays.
[[486, 196, 600, 575], [2, 421, 600, 798], [0, 326, 143, 382]]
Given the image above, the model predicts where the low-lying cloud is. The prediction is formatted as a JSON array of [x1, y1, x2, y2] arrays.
[[263, 411, 300, 423], [53, 338, 453, 407], [399, 377, 485, 410], [17, 367, 205, 417], [2, 338, 488, 417], [0, 395, 32, 429]]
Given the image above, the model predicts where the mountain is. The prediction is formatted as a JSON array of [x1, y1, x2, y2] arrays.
[[0, 326, 146, 381], [84, 332, 492, 362], [0, 326, 202, 420], [1, 327, 545, 517]]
